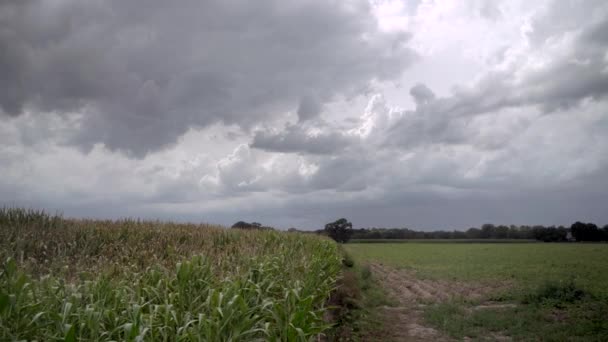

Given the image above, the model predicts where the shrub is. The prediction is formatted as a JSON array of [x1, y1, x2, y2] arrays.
[[342, 253, 355, 268], [524, 279, 588, 307]]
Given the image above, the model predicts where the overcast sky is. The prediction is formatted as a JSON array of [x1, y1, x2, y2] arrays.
[[2, 0, 608, 230]]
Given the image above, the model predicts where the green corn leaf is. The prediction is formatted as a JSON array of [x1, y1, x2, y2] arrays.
[[0, 293, 9, 313], [64, 324, 76, 342]]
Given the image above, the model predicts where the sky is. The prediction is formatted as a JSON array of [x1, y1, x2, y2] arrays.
[[1, 0, 608, 230]]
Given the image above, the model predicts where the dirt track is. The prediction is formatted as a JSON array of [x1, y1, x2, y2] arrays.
[[369, 263, 493, 304], [367, 263, 512, 342]]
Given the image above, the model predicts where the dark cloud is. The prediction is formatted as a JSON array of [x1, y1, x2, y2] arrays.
[[297, 95, 323, 121], [0, 0, 416, 156], [526, 0, 608, 46], [409, 83, 436, 106], [306, 155, 371, 192], [1, 0, 608, 230], [251, 124, 352, 155]]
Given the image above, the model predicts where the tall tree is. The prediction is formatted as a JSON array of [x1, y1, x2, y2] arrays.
[[324, 218, 353, 243]]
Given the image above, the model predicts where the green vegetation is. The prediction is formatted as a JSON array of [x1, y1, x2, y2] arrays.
[[424, 298, 608, 341], [324, 218, 354, 243], [0, 208, 341, 341], [345, 243, 608, 294], [326, 250, 391, 341], [348, 222, 608, 242], [350, 239, 537, 243], [346, 242, 608, 340]]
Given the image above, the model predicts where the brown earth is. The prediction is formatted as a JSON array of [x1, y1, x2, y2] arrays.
[[365, 263, 513, 342]]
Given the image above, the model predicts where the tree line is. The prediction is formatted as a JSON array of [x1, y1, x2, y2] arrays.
[[310, 220, 608, 243], [341, 222, 608, 242], [231, 221, 275, 230], [234, 219, 608, 243]]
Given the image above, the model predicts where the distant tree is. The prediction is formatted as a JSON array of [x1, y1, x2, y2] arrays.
[[466, 227, 482, 239], [452, 230, 467, 239], [570, 221, 601, 241], [495, 225, 509, 239], [232, 221, 252, 229], [532, 225, 568, 242], [324, 222, 608, 242], [480, 224, 495, 238], [231, 221, 273, 230], [324, 218, 353, 243]]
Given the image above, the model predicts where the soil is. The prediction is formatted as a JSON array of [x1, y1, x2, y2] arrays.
[[366, 263, 514, 342]]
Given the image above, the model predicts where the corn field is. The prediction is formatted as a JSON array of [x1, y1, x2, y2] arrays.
[[0, 208, 342, 341]]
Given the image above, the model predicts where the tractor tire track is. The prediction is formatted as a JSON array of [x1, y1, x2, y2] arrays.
[[367, 263, 513, 341]]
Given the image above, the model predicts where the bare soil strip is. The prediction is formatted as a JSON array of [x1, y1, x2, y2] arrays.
[[367, 263, 512, 341]]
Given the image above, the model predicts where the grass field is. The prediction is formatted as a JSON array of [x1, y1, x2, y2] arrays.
[[0, 208, 342, 341], [350, 239, 538, 244], [345, 242, 608, 340]]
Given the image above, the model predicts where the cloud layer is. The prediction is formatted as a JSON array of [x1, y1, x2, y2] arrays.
[[1, 0, 608, 229], [0, 0, 415, 156]]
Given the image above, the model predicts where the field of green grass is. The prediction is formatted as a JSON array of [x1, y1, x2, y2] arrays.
[[345, 242, 608, 340], [350, 239, 538, 243], [345, 243, 608, 294], [0, 208, 341, 341]]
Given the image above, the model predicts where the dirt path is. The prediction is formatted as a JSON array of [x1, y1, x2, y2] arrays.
[[367, 263, 510, 342]]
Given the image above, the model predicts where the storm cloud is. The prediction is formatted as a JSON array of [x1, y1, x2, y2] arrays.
[[1, 0, 608, 229], [0, 0, 415, 156]]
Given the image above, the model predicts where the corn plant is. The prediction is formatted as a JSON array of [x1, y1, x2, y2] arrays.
[[0, 208, 341, 341]]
